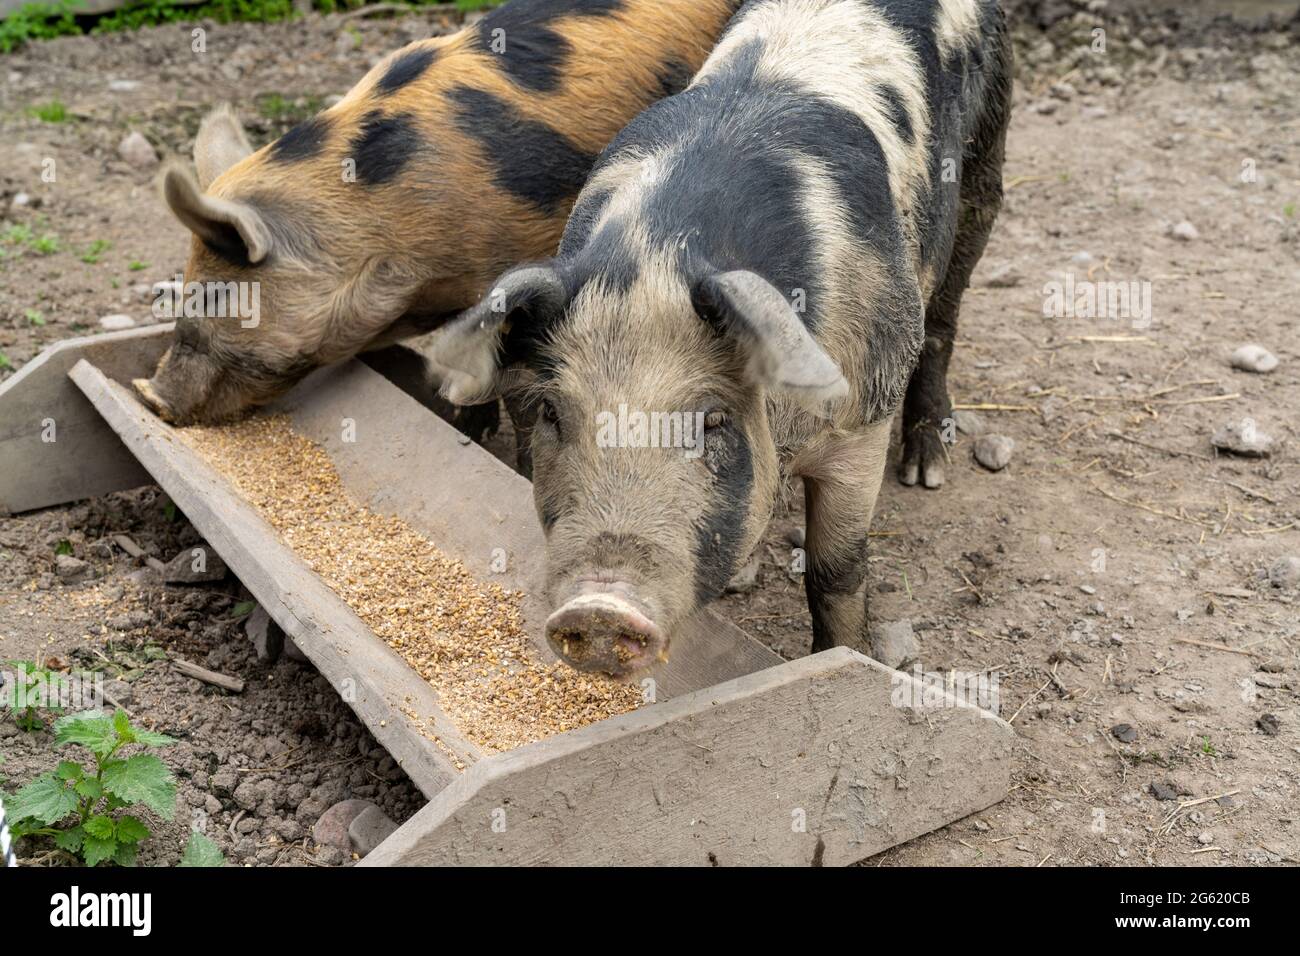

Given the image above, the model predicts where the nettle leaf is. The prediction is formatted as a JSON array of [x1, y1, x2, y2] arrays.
[[53, 710, 117, 758], [113, 842, 139, 867], [101, 754, 176, 820], [112, 709, 132, 740], [178, 831, 226, 868], [82, 833, 118, 867], [9, 772, 79, 826], [115, 814, 150, 844], [75, 777, 103, 802], [131, 727, 177, 748], [54, 825, 85, 853], [55, 760, 84, 781], [84, 814, 115, 840]]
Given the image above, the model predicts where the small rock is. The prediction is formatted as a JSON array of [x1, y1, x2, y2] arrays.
[[974, 434, 1015, 472], [953, 410, 986, 436], [163, 545, 229, 584], [210, 768, 237, 797], [233, 781, 262, 812], [1079, 584, 1097, 596], [98, 313, 136, 331], [1230, 344, 1279, 374], [869, 619, 919, 669], [204, 795, 222, 815], [245, 604, 285, 662], [10, 191, 31, 211], [985, 263, 1022, 288], [1266, 556, 1300, 590], [1150, 782, 1179, 801], [117, 131, 158, 169], [1256, 713, 1281, 736], [103, 679, 133, 705], [108, 79, 140, 93], [1170, 220, 1199, 242], [54, 554, 90, 581], [313, 799, 376, 852], [1211, 420, 1273, 458], [347, 805, 398, 857], [972, 819, 991, 832], [1111, 723, 1138, 744], [315, 845, 347, 866], [1197, 831, 1215, 845], [724, 554, 760, 594]]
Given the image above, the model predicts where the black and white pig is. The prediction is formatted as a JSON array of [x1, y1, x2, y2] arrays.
[[431, 0, 1012, 676]]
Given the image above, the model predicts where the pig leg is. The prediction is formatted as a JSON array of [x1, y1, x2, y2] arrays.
[[898, 58, 1011, 490], [803, 418, 892, 654]]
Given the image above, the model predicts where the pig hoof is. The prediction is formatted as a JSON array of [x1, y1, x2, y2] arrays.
[[898, 459, 921, 487], [898, 430, 949, 491]]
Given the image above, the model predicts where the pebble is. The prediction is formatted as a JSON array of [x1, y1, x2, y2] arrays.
[[1150, 782, 1179, 801], [163, 545, 229, 584], [973, 434, 1015, 471], [1267, 556, 1300, 589], [233, 781, 261, 812], [245, 604, 285, 661], [99, 313, 136, 331], [117, 131, 158, 169], [953, 409, 987, 436], [1210, 420, 1273, 458], [108, 79, 140, 93], [1111, 723, 1138, 743], [54, 554, 90, 581], [869, 619, 919, 669], [312, 799, 376, 852], [10, 192, 31, 211], [1256, 713, 1281, 736], [347, 805, 399, 857], [1170, 220, 1199, 242], [1197, 831, 1215, 845], [1230, 344, 1278, 374]]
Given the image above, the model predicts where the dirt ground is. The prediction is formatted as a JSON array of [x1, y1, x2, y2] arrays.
[[1, 3, 1298, 867]]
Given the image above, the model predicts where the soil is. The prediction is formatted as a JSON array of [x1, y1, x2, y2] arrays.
[[1, 3, 1298, 867]]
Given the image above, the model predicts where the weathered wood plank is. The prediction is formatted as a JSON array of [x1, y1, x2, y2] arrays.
[[280, 361, 785, 700], [68, 359, 478, 799], [361, 648, 1016, 866], [0, 326, 172, 514]]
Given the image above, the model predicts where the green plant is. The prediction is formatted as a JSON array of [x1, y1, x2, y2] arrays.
[[80, 239, 111, 264], [4, 659, 66, 731], [24, 308, 45, 326], [4, 224, 33, 246], [0, 351, 13, 371], [31, 233, 58, 254], [26, 100, 69, 123], [179, 831, 225, 866], [7, 709, 177, 866], [0, 2, 81, 54], [128, 258, 147, 271]]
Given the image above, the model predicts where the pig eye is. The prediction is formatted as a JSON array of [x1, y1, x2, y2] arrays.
[[703, 409, 728, 430]]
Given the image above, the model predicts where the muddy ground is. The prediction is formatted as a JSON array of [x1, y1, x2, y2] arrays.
[[1, 4, 1298, 866]]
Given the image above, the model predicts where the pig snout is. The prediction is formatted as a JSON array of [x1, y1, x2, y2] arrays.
[[545, 585, 668, 679]]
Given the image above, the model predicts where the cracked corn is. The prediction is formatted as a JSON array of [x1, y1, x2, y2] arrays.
[[179, 415, 641, 757]]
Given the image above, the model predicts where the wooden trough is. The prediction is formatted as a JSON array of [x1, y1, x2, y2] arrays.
[[0, 326, 1015, 865]]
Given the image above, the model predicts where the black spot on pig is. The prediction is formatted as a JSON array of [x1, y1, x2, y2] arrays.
[[270, 114, 332, 163], [655, 58, 696, 99], [879, 83, 915, 145], [692, 423, 753, 604], [350, 111, 422, 185], [476, 0, 625, 92], [377, 46, 439, 95], [448, 86, 595, 213]]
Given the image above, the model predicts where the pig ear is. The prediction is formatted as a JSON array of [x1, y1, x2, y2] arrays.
[[194, 104, 254, 190], [430, 266, 568, 405], [161, 162, 272, 266], [692, 270, 849, 416]]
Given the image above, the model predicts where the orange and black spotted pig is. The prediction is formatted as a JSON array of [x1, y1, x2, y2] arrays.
[[134, 0, 742, 429]]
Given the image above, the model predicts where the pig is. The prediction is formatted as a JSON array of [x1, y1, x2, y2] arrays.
[[134, 0, 744, 427], [429, 0, 1012, 676]]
